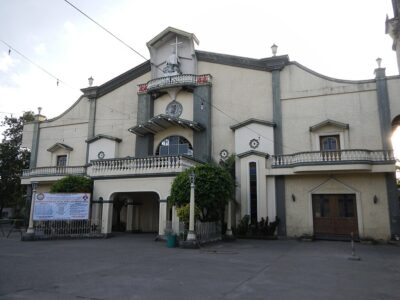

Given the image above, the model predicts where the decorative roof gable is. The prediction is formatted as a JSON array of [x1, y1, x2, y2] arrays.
[[47, 143, 73, 152], [309, 119, 349, 132], [85, 134, 122, 144], [230, 118, 276, 131]]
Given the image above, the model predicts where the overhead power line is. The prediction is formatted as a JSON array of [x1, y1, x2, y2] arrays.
[[63, 0, 149, 62], [1, 2, 303, 153], [0, 40, 67, 87]]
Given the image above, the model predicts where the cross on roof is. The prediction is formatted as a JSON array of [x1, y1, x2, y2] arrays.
[[170, 36, 183, 57]]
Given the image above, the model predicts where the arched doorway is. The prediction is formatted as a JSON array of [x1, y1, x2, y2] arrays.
[[111, 192, 160, 233]]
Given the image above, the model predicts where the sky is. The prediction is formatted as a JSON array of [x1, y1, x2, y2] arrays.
[[0, 0, 398, 128]]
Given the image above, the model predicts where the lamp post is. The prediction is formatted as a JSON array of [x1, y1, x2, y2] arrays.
[[186, 171, 197, 241], [271, 44, 278, 56], [26, 182, 37, 234]]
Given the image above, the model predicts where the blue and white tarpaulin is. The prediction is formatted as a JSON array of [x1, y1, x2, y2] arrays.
[[33, 193, 90, 221]]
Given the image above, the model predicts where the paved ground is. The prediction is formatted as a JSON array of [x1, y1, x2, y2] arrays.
[[0, 233, 399, 300]]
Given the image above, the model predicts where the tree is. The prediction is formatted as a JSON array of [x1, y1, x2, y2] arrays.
[[0, 112, 34, 218], [50, 175, 93, 193], [168, 164, 234, 222]]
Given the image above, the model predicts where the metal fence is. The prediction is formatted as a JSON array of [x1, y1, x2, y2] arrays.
[[164, 220, 221, 244], [33, 219, 103, 239], [196, 221, 221, 244]]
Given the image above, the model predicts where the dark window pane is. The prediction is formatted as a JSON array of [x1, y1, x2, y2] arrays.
[[338, 196, 355, 218], [156, 136, 193, 156], [178, 144, 189, 155], [320, 135, 340, 151], [57, 155, 67, 167], [169, 144, 178, 155], [169, 136, 179, 144], [159, 146, 169, 156], [249, 162, 257, 224]]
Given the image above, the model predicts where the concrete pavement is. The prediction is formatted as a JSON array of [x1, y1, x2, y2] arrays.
[[0, 233, 399, 299]]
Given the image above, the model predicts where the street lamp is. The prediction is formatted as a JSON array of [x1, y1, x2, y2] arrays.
[[186, 171, 197, 241], [271, 44, 278, 56], [376, 57, 382, 68]]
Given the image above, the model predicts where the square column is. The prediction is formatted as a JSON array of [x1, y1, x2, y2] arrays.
[[101, 202, 113, 234], [126, 200, 134, 232], [158, 200, 167, 236]]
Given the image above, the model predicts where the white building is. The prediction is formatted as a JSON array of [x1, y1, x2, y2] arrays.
[[21, 23, 400, 240]]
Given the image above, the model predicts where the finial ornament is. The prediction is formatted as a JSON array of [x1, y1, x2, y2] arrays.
[[271, 44, 278, 56], [376, 57, 382, 68], [88, 76, 94, 87]]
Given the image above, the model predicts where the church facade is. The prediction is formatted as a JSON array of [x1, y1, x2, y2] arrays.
[[21, 25, 400, 240]]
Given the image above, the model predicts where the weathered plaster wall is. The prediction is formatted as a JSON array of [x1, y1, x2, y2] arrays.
[[95, 72, 151, 158], [285, 173, 391, 240], [197, 61, 273, 161], [280, 64, 381, 154]]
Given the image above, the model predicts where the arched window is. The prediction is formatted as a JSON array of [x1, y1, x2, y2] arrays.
[[156, 136, 193, 156], [249, 162, 257, 225]]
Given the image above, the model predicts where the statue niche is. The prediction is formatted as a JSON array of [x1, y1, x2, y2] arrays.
[[163, 36, 182, 76]]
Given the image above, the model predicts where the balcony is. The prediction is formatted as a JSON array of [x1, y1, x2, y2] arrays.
[[21, 166, 87, 184], [22, 166, 87, 178], [87, 155, 200, 178], [271, 150, 395, 174], [138, 74, 212, 94]]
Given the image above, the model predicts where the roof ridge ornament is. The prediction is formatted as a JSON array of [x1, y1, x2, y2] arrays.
[[163, 36, 183, 76]]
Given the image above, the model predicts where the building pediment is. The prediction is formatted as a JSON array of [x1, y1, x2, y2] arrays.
[[128, 114, 204, 136], [147, 27, 199, 49], [230, 118, 276, 131], [309, 119, 349, 132], [237, 150, 270, 159], [147, 27, 199, 79], [86, 134, 122, 144], [47, 143, 73, 152]]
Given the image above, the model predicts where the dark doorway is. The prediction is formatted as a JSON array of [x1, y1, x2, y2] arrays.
[[312, 194, 358, 239]]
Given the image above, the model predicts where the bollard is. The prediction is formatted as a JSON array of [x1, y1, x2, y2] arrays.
[[348, 232, 361, 261]]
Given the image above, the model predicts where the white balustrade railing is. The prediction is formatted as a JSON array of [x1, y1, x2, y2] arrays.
[[88, 155, 199, 177], [22, 166, 86, 177], [272, 150, 394, 168], [139, 74, 212, 93]]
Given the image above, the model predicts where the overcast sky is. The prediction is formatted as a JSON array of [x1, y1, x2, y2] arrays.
[[0, 0, 397, 121]]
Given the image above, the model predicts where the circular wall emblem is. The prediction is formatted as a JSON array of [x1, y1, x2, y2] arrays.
[[249, 138, 260, 149], [36, 193, 45, 200], [166, 100, 183, 118], [97, 151, 105, 159], [220, 149, 229, 159]]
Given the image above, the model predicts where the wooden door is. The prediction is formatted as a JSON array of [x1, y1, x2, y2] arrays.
[[312, 194, 358, 238]]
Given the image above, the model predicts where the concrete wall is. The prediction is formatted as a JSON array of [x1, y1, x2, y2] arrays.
[[280, 64, 381, 154], [88, 139, 118, 162], [284, 173, 391, 240], [197, 61, 273, 161], [95, 73, 151, 158], [153, 91, 193, 120], [36, 123, 89, 167], [387, 76, 400, 122]]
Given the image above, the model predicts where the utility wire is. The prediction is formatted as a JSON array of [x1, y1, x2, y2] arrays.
[[1, 2, 302, 153], [63, 0, 149, 62], [61, 1, 301, 152], [0, 40, 66, 87]]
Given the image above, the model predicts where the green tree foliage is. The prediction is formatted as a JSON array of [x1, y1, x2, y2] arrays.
[[50, 175, 93, 193], [0, 112, 34, 218], [176, 203, 200, 224], [169, 164, 234, 222]]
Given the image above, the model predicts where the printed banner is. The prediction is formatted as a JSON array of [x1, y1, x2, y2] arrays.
[[33, 193, 90, 221]]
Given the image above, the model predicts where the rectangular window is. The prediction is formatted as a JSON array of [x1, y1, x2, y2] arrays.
[[56, 155, 67, 167], [319, 135, 340, 151], [249, 162, 257, 225]]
